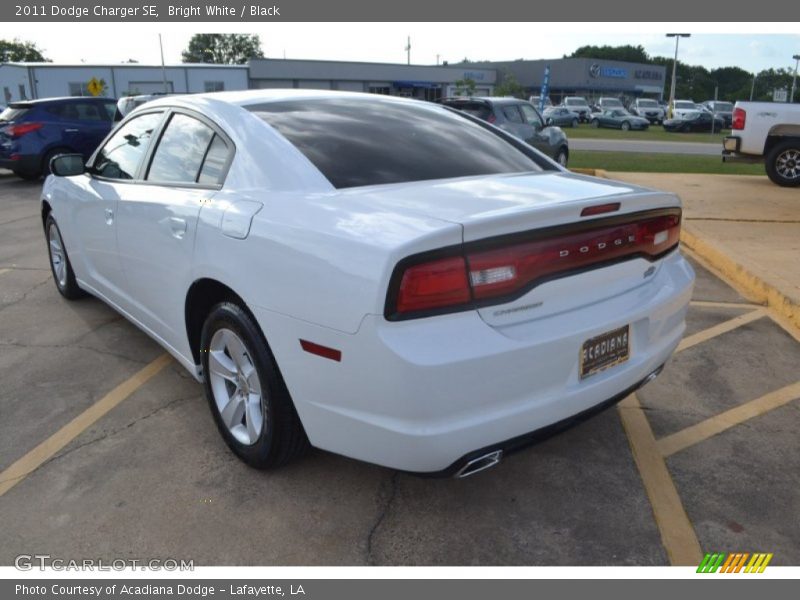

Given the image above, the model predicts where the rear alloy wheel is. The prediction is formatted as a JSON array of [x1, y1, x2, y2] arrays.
[[765, 140, 800, 187], [571, 118, 579, 128], [556, 148, 568, 167], [201, 302, 309, 469], [621, 121, 631, 131], [591, 120, 600, 128]]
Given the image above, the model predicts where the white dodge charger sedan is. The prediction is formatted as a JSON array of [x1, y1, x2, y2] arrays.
[[42, 90, 694, 477]]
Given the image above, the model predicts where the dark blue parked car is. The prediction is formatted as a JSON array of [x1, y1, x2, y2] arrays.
[[0, 96, 117, 179]]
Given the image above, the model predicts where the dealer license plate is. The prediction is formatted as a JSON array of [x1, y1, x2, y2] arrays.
[[580, 325, 630, 379]]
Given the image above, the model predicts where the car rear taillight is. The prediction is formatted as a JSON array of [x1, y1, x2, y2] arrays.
[[387, 210, 681, 319], [487, 114, 496, 124], [732, 108, 746, 130], [395, 256, 471, 314], [6, 122, 43, 137]]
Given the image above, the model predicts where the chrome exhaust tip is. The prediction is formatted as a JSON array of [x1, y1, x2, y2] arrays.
[[454, 450, 503, 479], [641, 364, 665, 387]]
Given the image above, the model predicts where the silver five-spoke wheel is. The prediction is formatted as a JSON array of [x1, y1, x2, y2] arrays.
[[208, 328, 265, 446], [48, 222, 67, 288]]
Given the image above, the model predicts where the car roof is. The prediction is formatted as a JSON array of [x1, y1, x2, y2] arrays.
[[11, 96, 116, 106]]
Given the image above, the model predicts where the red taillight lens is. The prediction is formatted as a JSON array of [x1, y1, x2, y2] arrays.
[[7, 122, 43, 137], [732, 108, 746, 130], [389, 210, 681, 319], [467, 213, 681, 302], [395, 256, 471, 314], [487, 114, 497, 124]]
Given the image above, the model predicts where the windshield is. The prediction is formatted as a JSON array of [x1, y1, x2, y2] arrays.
[[248, 98, 545, 189], [566, 98, 588, 107], [675, 101, 695, 109], [638, 100, 658, 107], [602, 99, 623, 107], [714, 102, 734, 111]]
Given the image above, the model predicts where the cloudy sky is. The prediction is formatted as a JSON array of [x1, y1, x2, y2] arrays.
[[11, 23, 800, 74]]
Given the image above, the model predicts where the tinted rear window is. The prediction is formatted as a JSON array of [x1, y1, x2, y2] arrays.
[[247, 98, 543, 189]]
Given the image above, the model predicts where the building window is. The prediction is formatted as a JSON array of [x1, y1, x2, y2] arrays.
[[128, 81, 175, 95], [18, 84, 27, 100], [69, 82, 89, 96], [368, 86, 391, 95], [3, 87, 11, 103], [204, 81, 225, 92]]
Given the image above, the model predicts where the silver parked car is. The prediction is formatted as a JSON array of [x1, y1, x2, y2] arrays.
[[543, 106, 580, 128], [443, 97, 570, 166]]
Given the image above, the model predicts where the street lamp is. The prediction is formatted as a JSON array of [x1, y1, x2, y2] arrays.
[[791, 54, 800, 103], [666, 33, 690, 117]]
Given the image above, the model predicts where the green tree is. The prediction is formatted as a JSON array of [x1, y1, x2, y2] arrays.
[[494, 71, 525, 98], [181, 34, 264, 64], [0, 38, 49, 62], [568, 45, 650, 64], [453, 78, 476, 96]]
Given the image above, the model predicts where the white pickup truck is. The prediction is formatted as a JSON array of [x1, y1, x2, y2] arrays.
[[722, 101, 800, 187]]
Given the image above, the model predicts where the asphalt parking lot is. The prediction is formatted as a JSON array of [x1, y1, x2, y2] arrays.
[[1, 171, 798, 566]]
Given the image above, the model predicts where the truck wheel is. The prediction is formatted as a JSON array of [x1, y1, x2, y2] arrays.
[[766, 140, 800, 187]]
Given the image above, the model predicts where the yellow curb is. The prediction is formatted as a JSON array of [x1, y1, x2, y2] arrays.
[[569, 168, 609, 178], [681, 226, 800, 331]]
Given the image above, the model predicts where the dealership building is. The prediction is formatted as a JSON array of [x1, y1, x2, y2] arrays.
[[488, 58, 667, 102], [0, 57, 662, 104], [0, 62, 248, 103]]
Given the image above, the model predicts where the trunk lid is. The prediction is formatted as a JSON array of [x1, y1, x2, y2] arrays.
[[339, 171, 682, 328]]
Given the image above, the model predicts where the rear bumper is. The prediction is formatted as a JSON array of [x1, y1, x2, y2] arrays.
[[254, 250, 695, 473], [722, 136, 763, 163], [0, 154, 39, 173]]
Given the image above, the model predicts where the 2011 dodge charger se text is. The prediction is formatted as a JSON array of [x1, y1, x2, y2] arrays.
[[41, 90, 695, 477]]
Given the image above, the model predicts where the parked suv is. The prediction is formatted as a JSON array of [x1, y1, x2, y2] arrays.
[[702, 100, 734, 128], [561, 96, 591, 122], [598, 97, 625, 111], [629, 98, 665, 124], [0, 96, 117, 179], [442, 97, 570, 165]]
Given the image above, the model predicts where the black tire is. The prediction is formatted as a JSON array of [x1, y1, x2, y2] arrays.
[[765, 139, 800, 187], [13, 170, 41, 181], [200, 301, 310, 469], [571, 118, 579, 128], [621, 121, 631, 131], [42, 147, 71, 176], [591, 119, 600, 128], [45, 214, 86, 300]]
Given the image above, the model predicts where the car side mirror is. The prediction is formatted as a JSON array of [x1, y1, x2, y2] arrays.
[[50, 154, 85, 177]]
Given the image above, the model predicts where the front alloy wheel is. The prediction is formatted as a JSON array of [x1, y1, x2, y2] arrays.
[[46, 215, 85, 300]]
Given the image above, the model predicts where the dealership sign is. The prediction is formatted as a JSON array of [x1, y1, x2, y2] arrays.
[[589, 64, 627, 79]]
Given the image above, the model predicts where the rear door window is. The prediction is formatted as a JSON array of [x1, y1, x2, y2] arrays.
[[442, 101, 492, 121], [146, 113, 216, 184], [93, 111, 164, 180], [74, 102, 110, 122]]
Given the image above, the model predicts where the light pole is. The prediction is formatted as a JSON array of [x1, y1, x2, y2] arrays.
[[666, 33, 690, 118], [791, 54, 800, 103]]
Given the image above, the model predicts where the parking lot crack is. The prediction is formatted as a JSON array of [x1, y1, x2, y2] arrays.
[[39, 395, 197, 470], [365, 471, 399, 565], [0, 279, 51, 313], [0, 339, 148, 364]]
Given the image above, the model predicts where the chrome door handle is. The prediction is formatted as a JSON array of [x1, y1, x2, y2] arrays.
[[169, 217, 187, 239], [64, 128, 79, 133], [104, 208, 113, 225]]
